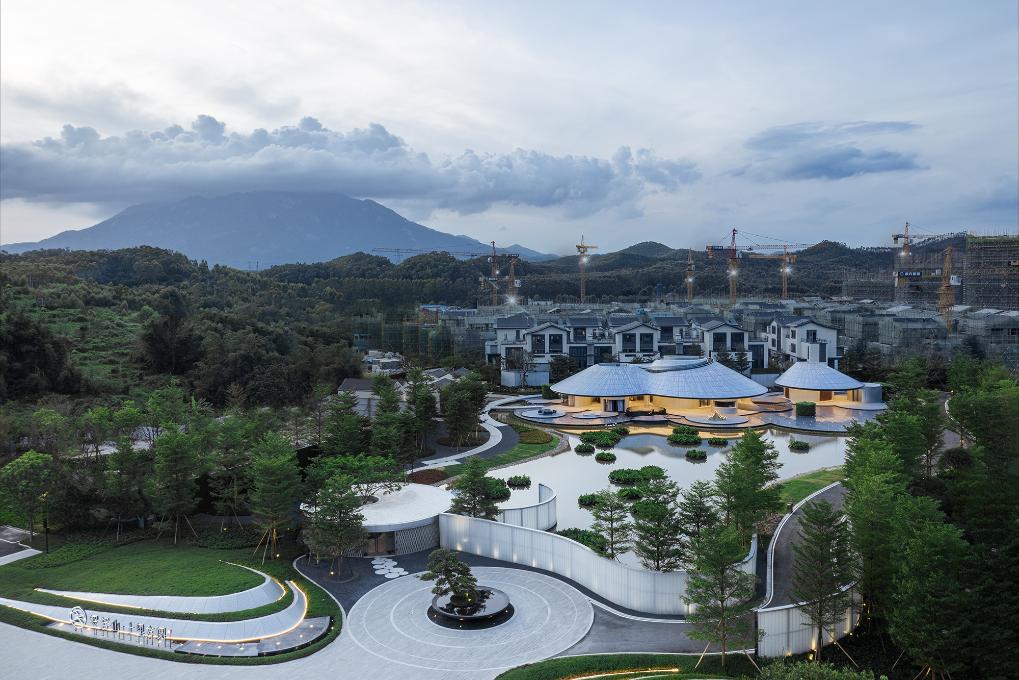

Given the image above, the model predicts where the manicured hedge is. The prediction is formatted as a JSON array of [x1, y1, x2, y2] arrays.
[[578, 493, 600, 508], [789, 439, 811, 452], [575, 442, 596, 455], [685, 449, 707, 461], [557, 528, 608, 556], [595, 451, 617, 463], [795, 401, 816, 416], [668, 432, 702, 446], [707, 437, 729, 446], [580, 430, 622, 449], [506, 475, 532, 488], [608, 468, 645, 486], [639, 465, 666, 479], [495, 652, 757, 679]]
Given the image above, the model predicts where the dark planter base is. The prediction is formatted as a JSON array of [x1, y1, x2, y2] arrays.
[[428, 587, 514, 629]]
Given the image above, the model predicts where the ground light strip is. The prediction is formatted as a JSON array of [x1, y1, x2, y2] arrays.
[[20, 580, 308, 644]]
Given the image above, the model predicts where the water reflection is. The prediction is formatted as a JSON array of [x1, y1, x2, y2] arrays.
[[493, 429, 846, 566]]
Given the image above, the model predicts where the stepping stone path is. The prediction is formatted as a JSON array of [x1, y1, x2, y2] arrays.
[[371, 557, 408, 579]]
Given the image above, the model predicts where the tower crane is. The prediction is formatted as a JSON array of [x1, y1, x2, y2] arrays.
[[748, 245, 804, 299], [576, 236, 599, 303], [685, 249, 695, 302], [706, 228, 754, 305]]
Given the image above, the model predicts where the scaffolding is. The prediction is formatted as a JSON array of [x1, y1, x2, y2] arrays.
[[893, 249, 964, 305], [842, 270, 894, 300], [963, 235, 1019, 310]]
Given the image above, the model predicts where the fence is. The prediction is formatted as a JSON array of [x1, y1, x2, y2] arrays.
[[439, 513, 756, 615], [757, 586, 862, 657], [496, 483, 557, 531]]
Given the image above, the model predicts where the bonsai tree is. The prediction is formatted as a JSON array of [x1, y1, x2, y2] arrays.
[[420, 548, 484, 608]]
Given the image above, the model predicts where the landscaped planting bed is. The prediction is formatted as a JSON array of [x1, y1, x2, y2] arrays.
[[575, 442, 596, 455], [580, 430, 623, 449], [595, 451, 617, 463], [685, 449, 707, 461], [556, 528, 608, 556], [506, 474, 532, 488], [668, 425, 702, 446]]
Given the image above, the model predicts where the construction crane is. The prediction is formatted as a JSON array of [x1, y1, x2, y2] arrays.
[[891, 221, 913, 257], [684, 249, 692, 299], [748, 245, 801, 299], [706, 228, 754, 305], [576, 236, 599, 303], [939, 245, 960, 332]]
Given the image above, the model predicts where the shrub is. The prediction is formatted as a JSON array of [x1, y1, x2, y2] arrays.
[[760, 660, 881, 679], [578, 493, 600, 508], [610, 425, 630, 436], [685, 449, 707, 461], [595, 452, 617, 463], [617, 487, 643, 502], [575, 442, 596, 455], [672, 425, 699, 436], [608, 468, 645, 486], [484, 477, 511, 501], [707, 437, 729, 446], [540, 384, 558, 399], [557, 528, 608, 556], [506, 475, 531, 488], [639, 465, 666, 479], [668, 432, 702, 446], [517, 427, 554, 444], [795, 401, 816, 416], [580, 430, 622, 449], [788, 438, 811, 452], [186, 525, 261, 549]]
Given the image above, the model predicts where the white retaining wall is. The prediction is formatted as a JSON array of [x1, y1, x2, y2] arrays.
[[439, 513, 756, 615], [496, 483, 557, 531], [757, 586, 861, 658]]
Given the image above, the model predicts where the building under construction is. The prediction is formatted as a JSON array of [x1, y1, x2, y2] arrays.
[[963, 235, 1019, 310], [842, 270, 894, 301], [893, 248, 964, 305]]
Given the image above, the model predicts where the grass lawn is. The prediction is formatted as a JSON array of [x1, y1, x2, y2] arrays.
[[443, 435, 560, 476], [495, 653, 754, 679], [776, 467, 844, 506], [0, 535, 342, 663]]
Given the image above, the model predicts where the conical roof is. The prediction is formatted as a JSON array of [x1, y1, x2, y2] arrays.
[[774, 361, 863, 391]]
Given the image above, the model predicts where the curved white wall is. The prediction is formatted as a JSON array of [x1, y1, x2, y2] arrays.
[[496, 483, 557, 531], [757, 587, 861, 658], [439, 512, 756, 615]]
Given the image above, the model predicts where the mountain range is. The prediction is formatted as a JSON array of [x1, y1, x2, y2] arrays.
[[1, 191, 558, 266]]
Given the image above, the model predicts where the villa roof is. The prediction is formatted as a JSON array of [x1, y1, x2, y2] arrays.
[[568, 316, 602, 327], [496, 314, 534, 329], [524, 321, 570, 334], [650, 315, 686, 326], [550, 357, 767, 400], [774, 362, 863, 391], [612, 320, 657, 334]]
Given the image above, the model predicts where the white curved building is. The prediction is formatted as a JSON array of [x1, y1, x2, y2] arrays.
[[550, 356, 767, 415], [774, 361, 882, 406]]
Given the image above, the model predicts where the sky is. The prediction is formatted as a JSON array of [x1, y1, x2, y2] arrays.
[[1, 1, 1017, 254]]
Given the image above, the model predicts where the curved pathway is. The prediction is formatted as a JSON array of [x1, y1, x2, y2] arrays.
[[35, 563, 285, 614], [414, 394, 535, 470]]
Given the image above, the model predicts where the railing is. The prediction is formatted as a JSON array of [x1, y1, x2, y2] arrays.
[[439, 513, 756, 615]]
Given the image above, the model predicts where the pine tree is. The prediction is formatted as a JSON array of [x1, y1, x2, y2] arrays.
[[590, 488, 632, 559], [791, 500, 854, 662], [630, 487, 684, 571], [0, 450, 54, 541], [324, 390, 366, 455], [683, 524, 758, 670], [304, 474, 366, 578], [449, 457, 500, 519], [248, 432, 302, 561], [150, 430, 204, 544], [677, 480, 720, 550], [714, 430, 781, 544]]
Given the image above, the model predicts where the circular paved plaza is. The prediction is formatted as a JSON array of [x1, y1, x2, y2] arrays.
[[344, 566, 594, 673]]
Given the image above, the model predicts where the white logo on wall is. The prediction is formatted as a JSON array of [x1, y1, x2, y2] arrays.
[[69, 606, 89, 627]]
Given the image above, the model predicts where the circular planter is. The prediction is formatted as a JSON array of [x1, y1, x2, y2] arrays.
[[428, 587, 514, 629]]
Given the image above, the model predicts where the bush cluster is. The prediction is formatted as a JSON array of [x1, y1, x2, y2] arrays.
[[616, 487, 643, 502], [574, 442, 596, 455], [707, 436, 729, 446], [540, 384, 558, 399], [484, 477, 511, 501], [610, 425, 630, 436], [186, 525, 261, 549], [795, 401, 816, 416], [685, 449, 707, 461], [668, 425, 702, 446], [577, 493, 600, 508], [639, 465, 666, 479], [580, 430, 622, 449], [506, 475, 532, 488], [557, 528, 608, 556], [595, 451, 617, 463], [788, 439, 811, 452]]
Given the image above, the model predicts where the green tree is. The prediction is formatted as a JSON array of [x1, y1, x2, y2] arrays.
[[630, 495, 684, 571], [323, 390, 367, 455], [449, 457, 500, 519], [791, 500, 854, 662], [77, 406, 113, 458], [759, 661, 882, 679], [208, 414, 258, 525], [0, 451, 54, 540], [306, 455, 404, 504], [102, 439, 152, 539], [149, 430, 204, 544], [419, 548, 480, 606], [406, 367, 438, 457], [677, 480, 720, 550], [683, 524, 758, 670], [714, 430, 781, 544], [589, 488, 632, 559], [248, 432, 302, 561], [304, 474, 367, 578], [29, 409, 69, 455]]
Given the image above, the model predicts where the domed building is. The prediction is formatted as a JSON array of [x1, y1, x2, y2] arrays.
[[549, 356, 768, 416]]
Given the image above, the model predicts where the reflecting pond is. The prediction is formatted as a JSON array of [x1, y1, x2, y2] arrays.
[[493, 429, 846, 565]]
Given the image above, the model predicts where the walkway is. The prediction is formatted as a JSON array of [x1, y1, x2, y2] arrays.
[[414, 394, 532, 470], [0, 525, 40, 566], [763, 482, 847, 608]]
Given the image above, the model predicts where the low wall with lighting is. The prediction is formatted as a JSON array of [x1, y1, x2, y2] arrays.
[[757, 586, 861, 658], [496, 483, 557, 531], [439, 513, 756, 615]]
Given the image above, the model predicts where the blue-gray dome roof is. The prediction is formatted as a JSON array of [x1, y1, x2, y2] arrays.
[[550, 358, 767, 400], [774, 361, 863, 391]]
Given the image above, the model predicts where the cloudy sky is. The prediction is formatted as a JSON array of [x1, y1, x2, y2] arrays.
[[1, 1, 1016, 253]]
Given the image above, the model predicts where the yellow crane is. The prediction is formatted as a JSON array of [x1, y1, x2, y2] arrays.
[[939, 246, 958, 332], [748, 245, 801, 299], [576, 236, 599, 303], [685, 249, 695, 302]]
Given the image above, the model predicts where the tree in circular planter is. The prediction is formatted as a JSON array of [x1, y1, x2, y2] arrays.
[[608, 468, 646, 485], [420, 548, 484, 610], [595, 451, 617, 463], [575, 442, 596, 455]]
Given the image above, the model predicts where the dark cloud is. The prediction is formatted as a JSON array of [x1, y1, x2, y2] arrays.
[[0, 116, 699, 217], [737, 120, 924, 181]]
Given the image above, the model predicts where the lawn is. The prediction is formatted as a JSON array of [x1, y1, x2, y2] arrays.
[[0, 535, 342, 663], [776, 467, 844, 506], [495, 652, 753, 679], [442, 434, 560, 476]]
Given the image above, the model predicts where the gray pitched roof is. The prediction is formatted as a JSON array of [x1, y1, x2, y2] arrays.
[[612, 320, 657, 334], [495, 314, 534, 329], [338, 378, 375, 393], [774, 362, 863, 391], [568, 316, 601, 327], [550, 357, 767, 400]]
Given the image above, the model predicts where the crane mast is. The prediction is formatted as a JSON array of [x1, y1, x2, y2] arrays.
[[576, 236, 599, 303]]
